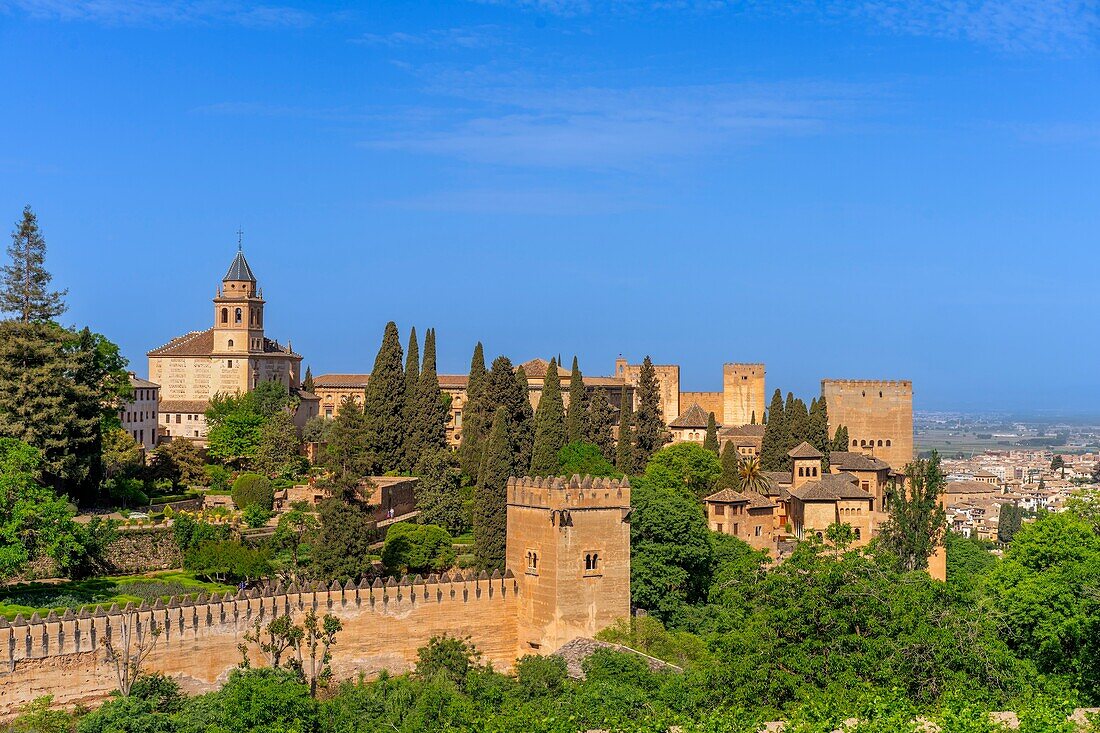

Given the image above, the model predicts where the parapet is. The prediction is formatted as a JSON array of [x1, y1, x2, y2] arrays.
[[723, 362, 765, 369], [507, 475, 631, 510], [822, 379, 912, 389]]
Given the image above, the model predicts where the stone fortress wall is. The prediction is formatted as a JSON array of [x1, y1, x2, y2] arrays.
[[0, 574, 520, 717], [0, 475, 632, 719]]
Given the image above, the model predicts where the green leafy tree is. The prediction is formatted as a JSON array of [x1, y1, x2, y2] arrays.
[[633, 356, 667, 465], [272, 507, 319, 581], [248, 380, 294, 420], [566, 356, 586, 445], [206, 410, 264, 466], [381, 522, 456, 575], [879, 452, 947, 572], [615, 389, 635, 475], [630, 462, 714, 622], [716, 442, 742, 491], [0, 438, 88, 580], [558, 441, 619, 478], [530, 357, 566, 476], [232, 473, 275, 511], [301, 415, 332, 444], [415, 635, 483, 688], [1, 206, 66, 322], [242, 503, 273, 529], [985, 509, 1100, 698], [759, 389, 787, 471], [361, 321, 406, 474], [944, 531, 997, 588], [171, 514, 230, 553], [703, 412, 720, 454], [253, 410, 302, 479], [102, 427, 144, 480], [998, 503, 1025, 543], [585, 388, 617, 461], [207, 667, 318, 729], [312, 499, 376, 581], [148, 439, 205, 487], [646, 442, 721, 499], [473, 407, 512, 570], [185, 540, 271, 583], [414, 448, 465, 533], [457, 342, 488, 480], [1051, 454, 1064, 471]]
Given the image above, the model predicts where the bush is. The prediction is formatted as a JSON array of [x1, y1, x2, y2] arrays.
[[381, 522, 456, 575], [172, 513, 230, 552], [515, 654, 568, 698], [204, 464, 231, 492], [241, 504, 273, 529], [104, 478, 149, 508], [184, 540, 271, 583], [231, 473, 274, 512]]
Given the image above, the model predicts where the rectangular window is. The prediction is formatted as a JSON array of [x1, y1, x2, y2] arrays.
[[733, 523, 739, 535], [755, 525, 762, 537], [714, 504, 725, 516], [716, 523, 723, 533], [175, 414, 181, 424]]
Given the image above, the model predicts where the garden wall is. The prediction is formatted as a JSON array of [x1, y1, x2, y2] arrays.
[[0, 572, 520, 717], [101, 528, 182, 574]]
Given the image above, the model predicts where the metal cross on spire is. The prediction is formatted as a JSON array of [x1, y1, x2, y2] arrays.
[[236, 227, 244, 251]]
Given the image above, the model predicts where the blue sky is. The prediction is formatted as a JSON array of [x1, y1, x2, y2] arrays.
[[1, 1, 1098, 413]]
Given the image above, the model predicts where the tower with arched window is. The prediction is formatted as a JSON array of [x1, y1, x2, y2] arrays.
[[213, 248, 265, 356], [506, 475, 632, 655]]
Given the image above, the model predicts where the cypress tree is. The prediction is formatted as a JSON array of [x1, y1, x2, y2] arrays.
[[457, 342, 488, 480], [785, 397, 810, 463], [1, 206, 67, 322], [418, 329, 448, 453], [513, 366, 535, 472], [633, 356, 666, 466], [759, 389, 787, 471], [809, 395, 830, 470], [565, 356, 586, 445], [716, 442, 741, 490], [831, 425, 850, 453], [302, 366, 315, 393], [400, 327, 420, 470], [703, 412, 720, 455], [323, 397, 371, 500], [586, 388, 616, 461], [361, 321, 405, 474], [615, 389, 635, 474], [751, 411, 756, 425], [473, 407, 512, 570], [530, 357, 566, 476]]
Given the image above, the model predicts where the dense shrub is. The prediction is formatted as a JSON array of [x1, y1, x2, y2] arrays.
[[381, 522, 456, 575], [231, 473, 274, 512]]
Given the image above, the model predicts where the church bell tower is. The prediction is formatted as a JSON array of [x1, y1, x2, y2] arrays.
[[213, 246, 265, 356]]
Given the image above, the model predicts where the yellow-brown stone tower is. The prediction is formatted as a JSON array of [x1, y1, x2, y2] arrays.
[[506, 475, 632, 656], [722, 363, 765, 427], [213, 247, 266, 363], [822, 379, 914, 471]]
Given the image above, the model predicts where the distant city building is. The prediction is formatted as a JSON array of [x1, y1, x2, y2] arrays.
[[118, 374, 159, 453]]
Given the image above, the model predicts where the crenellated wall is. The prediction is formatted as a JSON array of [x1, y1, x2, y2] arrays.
[[0, 572, 520, 717]]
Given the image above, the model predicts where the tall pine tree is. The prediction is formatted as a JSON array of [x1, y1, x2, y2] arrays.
[[457, 342, 488, 480], [615, 389, 635, 474], [1, 206, 66, 322], [473, 407, 512, 570], [324, 397, 372, 496], [513, 366, 535, 472], [302, 366, 315, 393], [759, 389, 787, 471], [716, 442, 741, 490], [530, 357, 566, 476], [565, 356, 586, 445], [809, 395, 830, 470], [361, 321, 405, 474], [633, 356, 666, 467], [703, 412, 720, 455]]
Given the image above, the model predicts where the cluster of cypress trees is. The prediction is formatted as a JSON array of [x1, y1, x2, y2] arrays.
[[759, 389, 847, 472], [340, 322, 449, 477]]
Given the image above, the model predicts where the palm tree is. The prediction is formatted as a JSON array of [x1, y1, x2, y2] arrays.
[[739, 456, 772, 495]]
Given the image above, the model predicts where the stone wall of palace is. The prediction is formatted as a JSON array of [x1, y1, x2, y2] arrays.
[[0, 574, 520, 718], [822, 380, 914, 471]]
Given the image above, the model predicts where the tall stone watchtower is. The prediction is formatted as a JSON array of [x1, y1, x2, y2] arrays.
[[822, 379, 914, 471], [213, 247, 265, 356], [723, 363, 765, 427], [506, 475, 632, 655]]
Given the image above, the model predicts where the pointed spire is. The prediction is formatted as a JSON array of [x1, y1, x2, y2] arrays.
[[224, 248, 256, 283]]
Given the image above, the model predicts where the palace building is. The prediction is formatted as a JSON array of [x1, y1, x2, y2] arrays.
[[147, 248, 318, 442]]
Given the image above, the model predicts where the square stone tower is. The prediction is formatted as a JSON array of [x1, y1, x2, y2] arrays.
[[722, 363, 765, 427], [506, 475, 632, 656], [822, 379, 914, 471]]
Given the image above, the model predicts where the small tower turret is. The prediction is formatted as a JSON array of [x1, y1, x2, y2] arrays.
[[213, 246, 265, 355]]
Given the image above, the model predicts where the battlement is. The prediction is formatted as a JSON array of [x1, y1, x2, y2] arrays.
[[0, 572, 518, 672], [821, 379, 912, 389], [507, 474, 631, 510], [723, 362, 765, 369]]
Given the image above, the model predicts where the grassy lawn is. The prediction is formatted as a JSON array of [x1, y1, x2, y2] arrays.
[[0, 571, 235, 619]]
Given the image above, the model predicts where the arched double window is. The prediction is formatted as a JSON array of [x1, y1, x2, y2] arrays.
[[583, 552, 600, 574]]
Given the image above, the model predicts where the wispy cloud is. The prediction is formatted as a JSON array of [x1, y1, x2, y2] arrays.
[[1, 0, 314, 28], [475, 0, 1100, 53], [360, 76, 880, 170], [353, 25, 504, 50]]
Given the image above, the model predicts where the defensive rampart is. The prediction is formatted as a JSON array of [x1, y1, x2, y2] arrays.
[[0, 572, 519, 717]]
